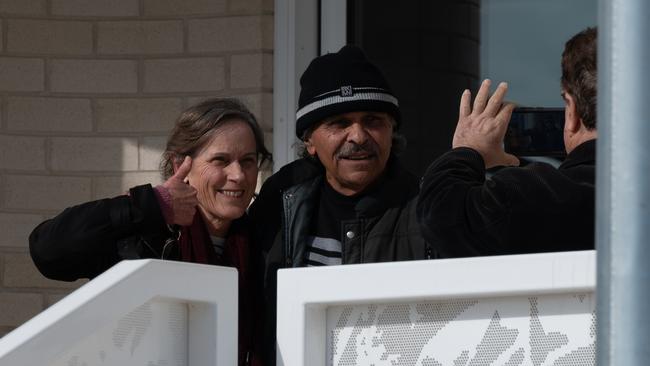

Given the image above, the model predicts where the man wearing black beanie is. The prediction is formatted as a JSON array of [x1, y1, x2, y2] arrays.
[[249, 45, 430, 364]]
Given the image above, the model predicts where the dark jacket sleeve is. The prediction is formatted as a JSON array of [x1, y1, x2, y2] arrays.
[[29, 184, 170, 281], [417, 148, 501, 257], [417, 147, 594, 257]]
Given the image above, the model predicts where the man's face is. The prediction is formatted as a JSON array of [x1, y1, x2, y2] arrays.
[[305, 111, 394, 196]]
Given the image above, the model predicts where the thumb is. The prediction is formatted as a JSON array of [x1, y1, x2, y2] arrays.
[[173, 156, 193, 181], [503, 153, 520, 167]]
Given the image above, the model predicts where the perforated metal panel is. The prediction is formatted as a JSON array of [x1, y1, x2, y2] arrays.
[[326, 294, 595, 366], [51, 300, 188, 366]]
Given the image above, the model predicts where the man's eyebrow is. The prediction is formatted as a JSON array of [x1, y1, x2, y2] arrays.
[[323, 114, 345, 121], [322, 115, 347, 123]]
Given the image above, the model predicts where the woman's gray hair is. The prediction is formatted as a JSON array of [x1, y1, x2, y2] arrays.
[[160, 98, 272, 180]]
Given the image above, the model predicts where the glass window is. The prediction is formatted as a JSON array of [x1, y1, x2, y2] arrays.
[[481, 0, 597, 107]]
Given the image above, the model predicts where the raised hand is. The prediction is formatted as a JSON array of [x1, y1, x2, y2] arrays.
[[162, 156, 198, 226], [452, 79, 519, 169]]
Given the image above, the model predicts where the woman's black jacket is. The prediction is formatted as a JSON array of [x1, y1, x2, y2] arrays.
[[29, 184, 173, 281]]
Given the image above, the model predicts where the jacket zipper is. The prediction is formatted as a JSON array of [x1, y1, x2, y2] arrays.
[[426, 245, 433, 259], [282, 191, 293, 267]]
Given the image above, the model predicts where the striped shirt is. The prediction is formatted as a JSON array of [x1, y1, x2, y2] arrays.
[[305, 180, 359, 266], [306, 236, 342, 266]]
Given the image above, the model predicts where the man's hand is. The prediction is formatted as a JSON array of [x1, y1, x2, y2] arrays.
[[162, 156, 198, 226], [452, 79, 519, 169]]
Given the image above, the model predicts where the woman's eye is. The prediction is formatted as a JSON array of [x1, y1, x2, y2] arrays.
[[212, 158, 228, 166], [241, 158, 258, 168]]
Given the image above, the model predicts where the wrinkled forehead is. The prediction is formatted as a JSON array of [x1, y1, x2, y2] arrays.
[[306, 111, 396, 137], [195, 119, 257, 155]]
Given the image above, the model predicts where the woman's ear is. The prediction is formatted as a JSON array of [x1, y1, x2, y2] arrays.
[[172, 156, 182, 174]]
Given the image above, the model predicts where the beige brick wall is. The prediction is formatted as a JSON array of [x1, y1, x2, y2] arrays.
[[7, 19, 93, 54], [0, 57, 45, 91], [8, 97, 93, 131], [0, 0, 274, 338], [0, 0, 46, 16], [97, 20, 184, 55]]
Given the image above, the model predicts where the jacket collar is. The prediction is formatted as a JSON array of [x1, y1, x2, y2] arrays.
[[352, 156, 419, 216], [559, 139, 596, 170], [286, 155, 419, 217]]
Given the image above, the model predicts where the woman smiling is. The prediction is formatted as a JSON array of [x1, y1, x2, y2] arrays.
[[29, 98, 271, 366]]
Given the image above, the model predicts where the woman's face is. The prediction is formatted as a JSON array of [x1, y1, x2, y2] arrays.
[[185, 119, 259, 223]]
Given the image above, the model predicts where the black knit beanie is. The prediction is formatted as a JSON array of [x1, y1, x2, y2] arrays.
[[295, 45, 400, 139]]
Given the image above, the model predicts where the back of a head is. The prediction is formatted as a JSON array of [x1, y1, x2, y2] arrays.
[[561, 27, 598, 129]]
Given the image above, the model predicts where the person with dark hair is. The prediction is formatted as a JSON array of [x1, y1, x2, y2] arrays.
[[248, 45, 430, 364], [29, 98, 271, 366], [417, 27, 598, 256]]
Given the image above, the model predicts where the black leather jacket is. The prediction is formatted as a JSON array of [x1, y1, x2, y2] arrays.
[[251, 155, 430, 272], [249, 156, 430, 364]]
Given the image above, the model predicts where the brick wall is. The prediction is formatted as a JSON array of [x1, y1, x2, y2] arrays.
[[0, 0, 274, 337]]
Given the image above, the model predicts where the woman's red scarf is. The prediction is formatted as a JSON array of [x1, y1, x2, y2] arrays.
[[178, 214, 262, 366]]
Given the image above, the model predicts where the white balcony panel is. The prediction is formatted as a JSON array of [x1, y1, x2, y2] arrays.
[[277, 250, 596, 366]]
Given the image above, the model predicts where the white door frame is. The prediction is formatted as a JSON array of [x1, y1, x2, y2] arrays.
[[272, 0, 346, 171]]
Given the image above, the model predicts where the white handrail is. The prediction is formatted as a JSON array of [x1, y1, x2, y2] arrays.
[[0, 259, 238, 366]]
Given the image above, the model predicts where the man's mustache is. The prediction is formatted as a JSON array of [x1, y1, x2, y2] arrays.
[[336, 141, 378, 158]]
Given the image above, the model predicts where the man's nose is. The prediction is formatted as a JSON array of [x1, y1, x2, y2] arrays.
[[347, 122, 369, 144]]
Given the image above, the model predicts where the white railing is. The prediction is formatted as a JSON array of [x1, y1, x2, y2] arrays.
[[0, 251, 597, 366], [276, 250, 596, 366], [0, 259, 238, 366]]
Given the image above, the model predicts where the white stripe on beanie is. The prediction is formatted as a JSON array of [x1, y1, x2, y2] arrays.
[[296, 89, 398, 120]]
